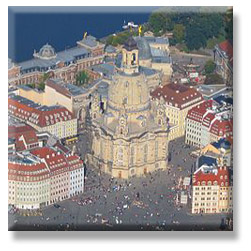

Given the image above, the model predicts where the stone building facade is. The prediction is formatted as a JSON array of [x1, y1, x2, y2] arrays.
[[90, 37, 169, 179], [8, 36, 105, 86]]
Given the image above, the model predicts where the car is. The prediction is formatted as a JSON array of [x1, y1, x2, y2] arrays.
[[53, 204, 60, 208]]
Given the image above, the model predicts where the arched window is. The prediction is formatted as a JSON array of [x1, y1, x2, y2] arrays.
[[132, 53, 136, 65], [213, 181, 218, 186], [201, 181, 206, 186], [208, 181, 212, 186]]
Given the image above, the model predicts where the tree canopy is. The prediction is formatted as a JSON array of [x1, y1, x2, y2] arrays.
[[173, 24, 185, 43], [204, 60, 216, 75], [148, 9, 230, 51], [76, 71, 89, 87]]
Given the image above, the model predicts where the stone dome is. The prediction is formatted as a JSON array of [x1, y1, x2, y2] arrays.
[[36, 43, 57, 59], [108, 72, 150, 113]]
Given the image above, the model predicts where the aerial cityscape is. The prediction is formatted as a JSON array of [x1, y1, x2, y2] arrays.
[[8, 6, 233, 231]]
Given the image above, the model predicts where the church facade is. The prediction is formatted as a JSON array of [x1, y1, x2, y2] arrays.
[[90, 37, 169, 179]]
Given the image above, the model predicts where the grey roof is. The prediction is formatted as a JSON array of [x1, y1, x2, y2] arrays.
[[78, 36, 98, 48], [134, 37, 151, 60], [115, 54, 122, 68], [134, 37, 171, 63], [144, 36, 169, 45], [139, 66, 157, 76], [150, 47, 171, 63], [105, 45, 117, 53], [150, 47, 167, 57], [97, 81, 109, 97], [152, 56, 171, 64], [19, 46, 90, 72], [90, 63, 115, 78], [64, 83, 87, 96]]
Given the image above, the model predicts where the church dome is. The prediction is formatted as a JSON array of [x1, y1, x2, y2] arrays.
[[108, 73, 150, 113], [124, 36, 138, 51], [35, 43, 57, 59]]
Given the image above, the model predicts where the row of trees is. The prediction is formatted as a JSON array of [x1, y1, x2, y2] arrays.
[[148, 8, 233, 51]]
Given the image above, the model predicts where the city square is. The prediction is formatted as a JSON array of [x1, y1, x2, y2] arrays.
[[9, 137, 232, 231]]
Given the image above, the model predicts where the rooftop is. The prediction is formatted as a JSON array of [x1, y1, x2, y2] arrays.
[[151, 83, 203, 109], [46, 79, 88, 97], [193, 165, 230, 186], [8, 94, 74, 127], [19, 45, 90, 72]]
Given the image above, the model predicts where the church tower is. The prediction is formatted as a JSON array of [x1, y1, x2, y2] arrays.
[[121, 36, 139, 74]]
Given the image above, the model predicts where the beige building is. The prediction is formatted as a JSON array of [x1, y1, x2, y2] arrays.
[[8, 154, 51, 209], [192, 165, 233, 214], [8, 147, 85, 209], [151, 83, 204, 140], [90, 37, 169, 179], [16, 79, 91, 129], [8, 94, 77, 140], [185, 100, 233, 147]]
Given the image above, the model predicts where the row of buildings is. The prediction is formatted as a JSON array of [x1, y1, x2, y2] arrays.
[[185, 97, 233, 147], [8, 94, 78, 140], [8, 147, 85, 209], [8, 35, 105, 86]]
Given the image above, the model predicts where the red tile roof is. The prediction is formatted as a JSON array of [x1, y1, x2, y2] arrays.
[[8, 125, 35, 137], [8, 125, 39, 151], [30, 147, 83, 173], [210, 119, 233, 137], [219, 40, 233, 66], [8, 96, 74, 128], [151, 83, 203, 109], [187, 100, 214, 122], [30, 147, 68, 172], [8, 161, 49, 180], [193, 166, 230, 186]]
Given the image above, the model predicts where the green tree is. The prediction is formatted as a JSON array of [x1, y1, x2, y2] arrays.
[[76, 71, 89, 87], [149, 12, 173, 34], [204, 60, 216, 75], [37, 82, 45, 91], [185, 23, 207, 50], [204, 73, 224, 85], [173, 24, 185, 43], [225, 8, 233, 41], [26, 83, 36, 89]]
